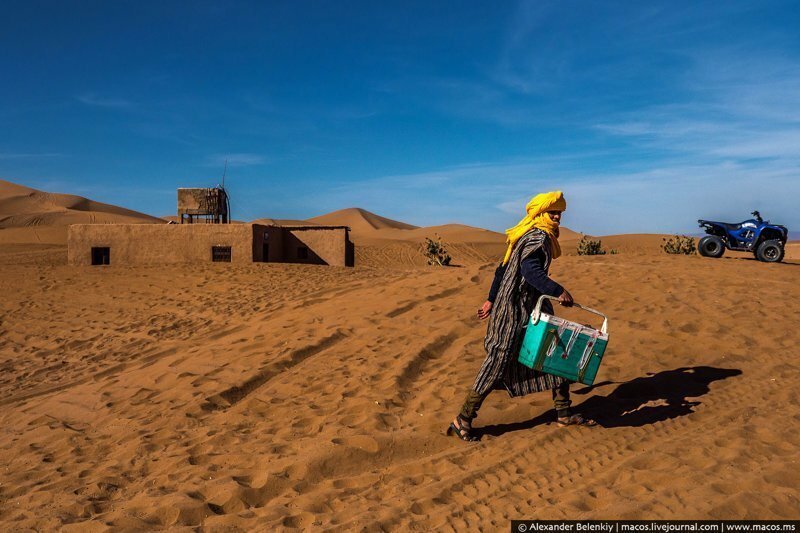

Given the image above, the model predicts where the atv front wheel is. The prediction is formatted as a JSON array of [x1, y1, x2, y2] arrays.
[[698, 236, 725, 258], [755, 239, 784, 263]]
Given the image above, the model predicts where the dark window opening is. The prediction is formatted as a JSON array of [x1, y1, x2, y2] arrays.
[[212, 246, 232, 262], [297, 246, 309, 259], [91, 247, 110, 265], [262, 243, 269, 262]]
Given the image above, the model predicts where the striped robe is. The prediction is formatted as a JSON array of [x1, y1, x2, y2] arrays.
[[472, 228, 567, 397]]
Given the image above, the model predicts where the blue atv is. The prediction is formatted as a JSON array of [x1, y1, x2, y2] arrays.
[[697, 211, 788, 263]]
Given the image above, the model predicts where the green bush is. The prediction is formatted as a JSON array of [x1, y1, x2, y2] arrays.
[[577, 235, 606, 256], [423, 234, 452, 266], [661, 235, 696, 255]]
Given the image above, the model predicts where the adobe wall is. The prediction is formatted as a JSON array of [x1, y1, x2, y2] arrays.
[[68, 224, 265, 265], [67, 223, 354, 267], [281, 227, 352, 267]]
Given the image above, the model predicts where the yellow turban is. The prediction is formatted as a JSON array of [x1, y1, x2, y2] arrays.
[[501, 190, 566, 265]]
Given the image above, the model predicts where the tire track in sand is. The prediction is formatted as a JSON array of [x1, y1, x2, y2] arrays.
[[365, 370, 747, 528], [386, 287, 462, 318], [395, 332, 460, 399], [200, 330, 347, 412]]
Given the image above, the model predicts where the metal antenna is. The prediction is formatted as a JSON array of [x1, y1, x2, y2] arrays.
[[221, 159, 228, 189]]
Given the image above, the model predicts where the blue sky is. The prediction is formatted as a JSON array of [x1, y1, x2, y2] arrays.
[[1, 1, 799, 235]]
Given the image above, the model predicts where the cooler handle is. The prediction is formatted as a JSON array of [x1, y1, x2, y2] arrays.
[[531, 295, 609, 336]]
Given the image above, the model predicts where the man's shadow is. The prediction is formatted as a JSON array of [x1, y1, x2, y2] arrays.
[[477, 366, 742, 437]]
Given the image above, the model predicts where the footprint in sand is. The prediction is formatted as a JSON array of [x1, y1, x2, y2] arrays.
[[331, 435, 381, 453]]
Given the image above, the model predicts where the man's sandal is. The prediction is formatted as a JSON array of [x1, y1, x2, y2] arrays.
[[557, 414, 597, 427], [446, 415, 479, 442]]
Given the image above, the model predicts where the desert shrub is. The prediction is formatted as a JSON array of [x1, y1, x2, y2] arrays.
[[661, 235, 696, 255], [423, 234, 452, 266], [577, 235, 606, 256], [610, 249, 619, 255]]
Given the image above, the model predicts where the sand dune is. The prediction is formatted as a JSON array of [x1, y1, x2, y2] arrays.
[[349, 223, 504, 268], [308, 208, 580, 243], [308, 207, 419, 233], [366, 223, 505, 244], [554, 226, 582, 241], [1, 243, 799, 529], [304, 209, 586, 268], [0, 178, 163, 230], [248, 209, 510, 268], [0, 178, 163, 247]]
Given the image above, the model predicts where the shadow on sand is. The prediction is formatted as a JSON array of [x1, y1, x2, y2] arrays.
[[477, 366, 742, 437], [725, 256, 800, 267]]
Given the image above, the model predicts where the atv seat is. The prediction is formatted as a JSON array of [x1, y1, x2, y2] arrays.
[[720, 222, 743, 231], [699, 220, 742, 232]]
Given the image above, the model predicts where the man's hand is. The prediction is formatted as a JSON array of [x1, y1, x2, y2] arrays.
[[557, 289, 574, 307], [477, 300, 493, 320]]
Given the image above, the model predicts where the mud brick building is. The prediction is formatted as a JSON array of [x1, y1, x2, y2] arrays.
[[68, 223, 354, 267]]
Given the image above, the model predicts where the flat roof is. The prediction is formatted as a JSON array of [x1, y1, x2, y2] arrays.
[[67, 222, 351, 231], [270, 224, 350, 231]]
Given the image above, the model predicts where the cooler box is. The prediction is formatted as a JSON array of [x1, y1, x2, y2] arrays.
[[518, 295, 609, 385]]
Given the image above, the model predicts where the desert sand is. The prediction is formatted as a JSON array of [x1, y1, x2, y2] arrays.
[[1, 180, 799, 530], [0, 179, 163, 246]]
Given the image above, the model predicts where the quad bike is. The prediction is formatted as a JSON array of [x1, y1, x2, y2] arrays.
[[697, 211, 788, 263]]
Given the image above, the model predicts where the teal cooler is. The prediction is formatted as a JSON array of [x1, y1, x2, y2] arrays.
[[518, 295, 609, 385]]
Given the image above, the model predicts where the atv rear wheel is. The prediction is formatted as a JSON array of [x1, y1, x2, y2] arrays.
[[755, 239, 784, 263], [698, 236, 725, 258]]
